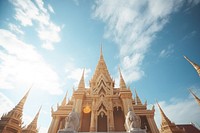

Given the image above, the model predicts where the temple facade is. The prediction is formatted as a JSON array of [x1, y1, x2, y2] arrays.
[[48, 48, 159, 133]]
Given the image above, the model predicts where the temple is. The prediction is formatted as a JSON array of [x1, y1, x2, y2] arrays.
[[48, 47, 159, 133], [0, 89, 41, 133], [1, 49, 200, 133]]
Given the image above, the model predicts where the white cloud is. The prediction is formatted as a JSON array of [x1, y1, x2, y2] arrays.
[[48, 4, 55, 14], [22, 113, 33, 127], [0, 29, 62, 95], [10, 0, 61, 50], [92, 0, 184, 83], [154, 97, 200, 129], [65, 61, 91, 87], [39, 127, 48, 133], [159, 45, 174, 58], [0, 92, 14, 117], [8, 23, 24, 35]]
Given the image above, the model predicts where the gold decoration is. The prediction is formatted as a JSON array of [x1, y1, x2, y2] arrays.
[[83, 105, 91, 114]]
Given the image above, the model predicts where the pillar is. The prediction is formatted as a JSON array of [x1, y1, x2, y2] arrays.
[[89, 110, 96, 132], [147, 115, 159, 133], [108, 110, 115, 131], [48, 116, 60, 133]]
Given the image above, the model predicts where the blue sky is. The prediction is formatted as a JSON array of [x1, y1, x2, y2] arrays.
[[0, 0, 200, 132]]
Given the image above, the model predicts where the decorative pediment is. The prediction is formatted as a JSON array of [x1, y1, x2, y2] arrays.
[[91, 73, 113, 95]]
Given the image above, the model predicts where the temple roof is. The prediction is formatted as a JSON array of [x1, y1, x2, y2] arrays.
[[90, 46, 112, 83], [177, 124, 200, 133]]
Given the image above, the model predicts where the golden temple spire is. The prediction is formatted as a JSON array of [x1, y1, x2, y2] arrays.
[[184, 56, 200, 77], [156, 101, 185, 133], [156, 101, 171, 126], [119, 66, 127, 89], [0, 88, 31, 133], [78, 69, 85, 90], [61, 91, 68, 106], [22, 106, 41, 133], [14, 88, 31, 111], [135, 89, 142, 105], [91, 45, 112, 83], [189, 89, 200, 106]]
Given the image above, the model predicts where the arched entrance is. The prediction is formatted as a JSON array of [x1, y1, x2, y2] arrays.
[[97, 113, 107, 132], [80, 111, 91, 132], [113, 107, 125, 131]]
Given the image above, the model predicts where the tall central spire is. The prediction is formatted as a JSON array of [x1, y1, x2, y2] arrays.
[[90, 45, 112, 84]]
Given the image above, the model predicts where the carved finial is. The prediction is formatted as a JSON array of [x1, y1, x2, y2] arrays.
[[51, 106, 54, 113], [135, 89, 142, 105], [152, 104, 155, 110], [119, 66, 127, 89], [61, 90, 68, 106], [78, 69, 85, 90]]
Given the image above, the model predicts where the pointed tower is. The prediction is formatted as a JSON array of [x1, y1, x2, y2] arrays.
[[22, 107, 41, 133], [135, 89, 142, 105], [78, 69, 85, 90], [157, 102, 185, 133], [90, 45, 114, 96], [189, 89, 200, 106], [0, 89, 30, 133], [90, 45, 113, 85], [61, 91, 68, 106], [184, 56, 200, 77], [119, 67, 127, 90]]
